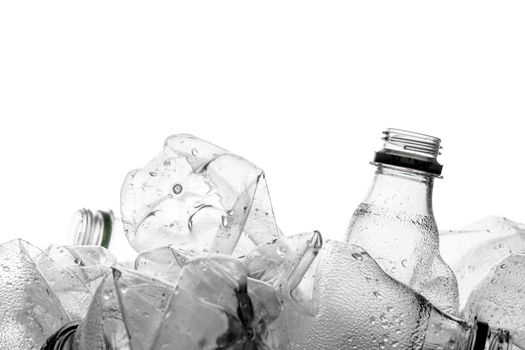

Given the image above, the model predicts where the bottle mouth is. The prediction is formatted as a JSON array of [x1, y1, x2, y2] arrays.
[[69, 209, 113, 248], [40, 321, 79, 350], [469, 318, 512, 350], [373, 128, 443, 177]]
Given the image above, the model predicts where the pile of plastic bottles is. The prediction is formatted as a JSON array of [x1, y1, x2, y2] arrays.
[[1, 129, 524, 350]]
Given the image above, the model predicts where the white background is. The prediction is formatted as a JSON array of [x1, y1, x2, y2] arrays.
[[1, 2, 525, 256]]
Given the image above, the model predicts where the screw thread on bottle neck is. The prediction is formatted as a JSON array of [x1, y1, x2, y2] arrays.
[[373, 128, 444, 177], [69, 209, 113, 248], [383, 128, 441, 159]]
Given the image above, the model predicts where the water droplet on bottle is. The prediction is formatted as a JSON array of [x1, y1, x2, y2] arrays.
[[103, 290, 113, 300], [149, 171, 157, 177], [373, 291, 382, 299], [500, 263, 507, 269], [401, 259, 408, 267], [173, 184, 183, 194], [191, 148, 199, 156]]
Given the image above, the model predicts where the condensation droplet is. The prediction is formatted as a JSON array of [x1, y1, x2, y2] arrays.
[[173, 184, 183, 194]]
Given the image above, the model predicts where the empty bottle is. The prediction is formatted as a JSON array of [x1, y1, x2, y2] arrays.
[[463, 253, 525, 349], [245, 237, 513, 349], [0, 239, 92, 349], [120, 134, 282, 256], [345, 128, 459, 315], [440, 216, 525, 309], [42, 255, 281, 349]]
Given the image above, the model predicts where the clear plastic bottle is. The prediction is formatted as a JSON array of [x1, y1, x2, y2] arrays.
[[440, 216, 525, 309], [0, 239, 91, 349], [345, 128, 459, 315], [245, 237, 511, 350], [37, 234, 517, 350], [68, 208, 136, 262], [463, 253, 525, 349], [42, 257, 281, 350], [119, 134, 282, 256]]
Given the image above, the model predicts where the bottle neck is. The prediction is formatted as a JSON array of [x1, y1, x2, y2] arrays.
[[363, 165, 435, 216], [69, 209, 113, 248], [422, 309, 512, 350], [469, 323, 512, 350], [40, 321, 79, 350]]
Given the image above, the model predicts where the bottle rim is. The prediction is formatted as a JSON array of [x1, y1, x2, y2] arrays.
[[40, 321, 79, 350], [374, 128, 443, 176]]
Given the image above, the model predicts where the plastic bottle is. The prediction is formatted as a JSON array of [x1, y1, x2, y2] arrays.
[[345, 128, 459, 315]]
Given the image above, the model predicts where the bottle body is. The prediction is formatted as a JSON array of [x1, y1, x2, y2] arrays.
[[440, 216, 525, 309], [346, 129, 459, 315], [39, 236, 514, 350], [269, 238, 509, 350]]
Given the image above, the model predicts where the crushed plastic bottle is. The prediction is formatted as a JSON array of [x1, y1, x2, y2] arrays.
[[440, 216, 525, 309], [120, 134, 282, 256], [0, 239, 91, 349], [134, 245, 194, 284], [345, 128, 459, 315], [246, 237, 512, 350], [45, 245, 117, 293], [44, 255, 280, 350], [463, 253, 525, 349]]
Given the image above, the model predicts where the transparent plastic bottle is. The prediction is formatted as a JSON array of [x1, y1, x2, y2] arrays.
[[39, 237, 516, 350], [0, 239, 91, 349], [463, 253, 525, 349], [41, 257, 281, 350], [68, 208, 136, 262], [345, 128, 459, 315], [245, 237, 512, 350], [440, 216, 525, 309]]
